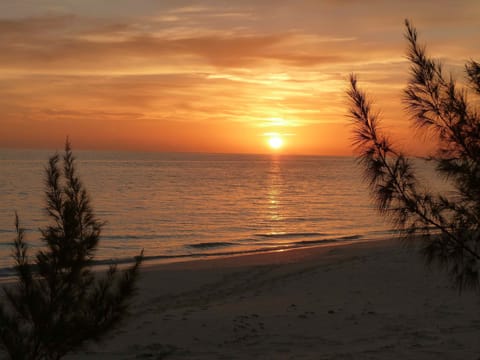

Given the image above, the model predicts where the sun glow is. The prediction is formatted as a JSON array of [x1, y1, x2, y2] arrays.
[[268, 136, 283, 150]]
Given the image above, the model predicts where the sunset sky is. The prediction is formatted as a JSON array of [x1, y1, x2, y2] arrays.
[[1, 1, 480, 155]]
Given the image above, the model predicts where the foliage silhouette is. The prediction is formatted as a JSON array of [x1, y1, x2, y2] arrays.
[[348, 20, 480, 291], [0, 141, 143, 359]]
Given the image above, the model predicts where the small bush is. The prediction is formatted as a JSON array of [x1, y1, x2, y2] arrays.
[[0, 141, 143, 359], [348, 20, 480, 291]]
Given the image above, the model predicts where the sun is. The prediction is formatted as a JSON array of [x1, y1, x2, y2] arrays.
[[268, 136, 283, 150]]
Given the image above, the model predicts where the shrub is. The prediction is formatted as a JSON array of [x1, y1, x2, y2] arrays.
[[348, 20, 480, 291], [0, 141, 143, 359]]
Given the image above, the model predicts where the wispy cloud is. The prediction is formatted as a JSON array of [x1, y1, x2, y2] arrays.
[[1, 1, 479, 154]]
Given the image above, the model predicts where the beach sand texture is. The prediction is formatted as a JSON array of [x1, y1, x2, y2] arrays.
[[63, 238, 479, 359]]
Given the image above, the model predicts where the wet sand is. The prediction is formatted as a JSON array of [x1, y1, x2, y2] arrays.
[[68, 238, 480, 359]]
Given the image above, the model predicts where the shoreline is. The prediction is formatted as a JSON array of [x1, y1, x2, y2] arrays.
[[0, 235, 386, 282], [64, 237, 480, 359], [139, 236, 389, 272]]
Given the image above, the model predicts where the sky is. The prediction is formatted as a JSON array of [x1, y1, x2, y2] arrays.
[[1, 1, 480, 155]]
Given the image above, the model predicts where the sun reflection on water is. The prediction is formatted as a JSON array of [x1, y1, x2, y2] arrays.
[[266, 157, 284, 230]]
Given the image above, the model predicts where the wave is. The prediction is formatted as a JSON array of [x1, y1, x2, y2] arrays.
[[102, 234, 172, 241], [249, 234, 363, 247], [293, 234, 362, 246], [187, 242, 234, 249], [0, 267, 15, 278], [254, 232, 327, 239]]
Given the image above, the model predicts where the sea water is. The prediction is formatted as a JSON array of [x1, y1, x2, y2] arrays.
[[0, 150, 441, 273]]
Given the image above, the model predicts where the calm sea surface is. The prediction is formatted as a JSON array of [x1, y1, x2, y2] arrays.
[[0, 150, 442, 273]]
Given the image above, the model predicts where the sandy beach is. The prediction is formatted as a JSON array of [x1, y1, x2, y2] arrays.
[[65, 238, 480, 359]]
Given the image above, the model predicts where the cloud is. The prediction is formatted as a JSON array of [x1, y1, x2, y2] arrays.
[[0, 28, 402, 76], [1, 1, 480, 154], [0, 10, 411, 75], [0, 14, 74, 36]]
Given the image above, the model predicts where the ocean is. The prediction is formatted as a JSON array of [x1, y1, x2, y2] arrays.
[[0, 150, 441, 274]]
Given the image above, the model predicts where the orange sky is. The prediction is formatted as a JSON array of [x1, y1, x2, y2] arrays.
[[1, 1, 480, 155]]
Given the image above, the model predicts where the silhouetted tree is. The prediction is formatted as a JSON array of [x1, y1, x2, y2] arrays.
[[0, 141, 143, 359], [348, 20, 480, 291]]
